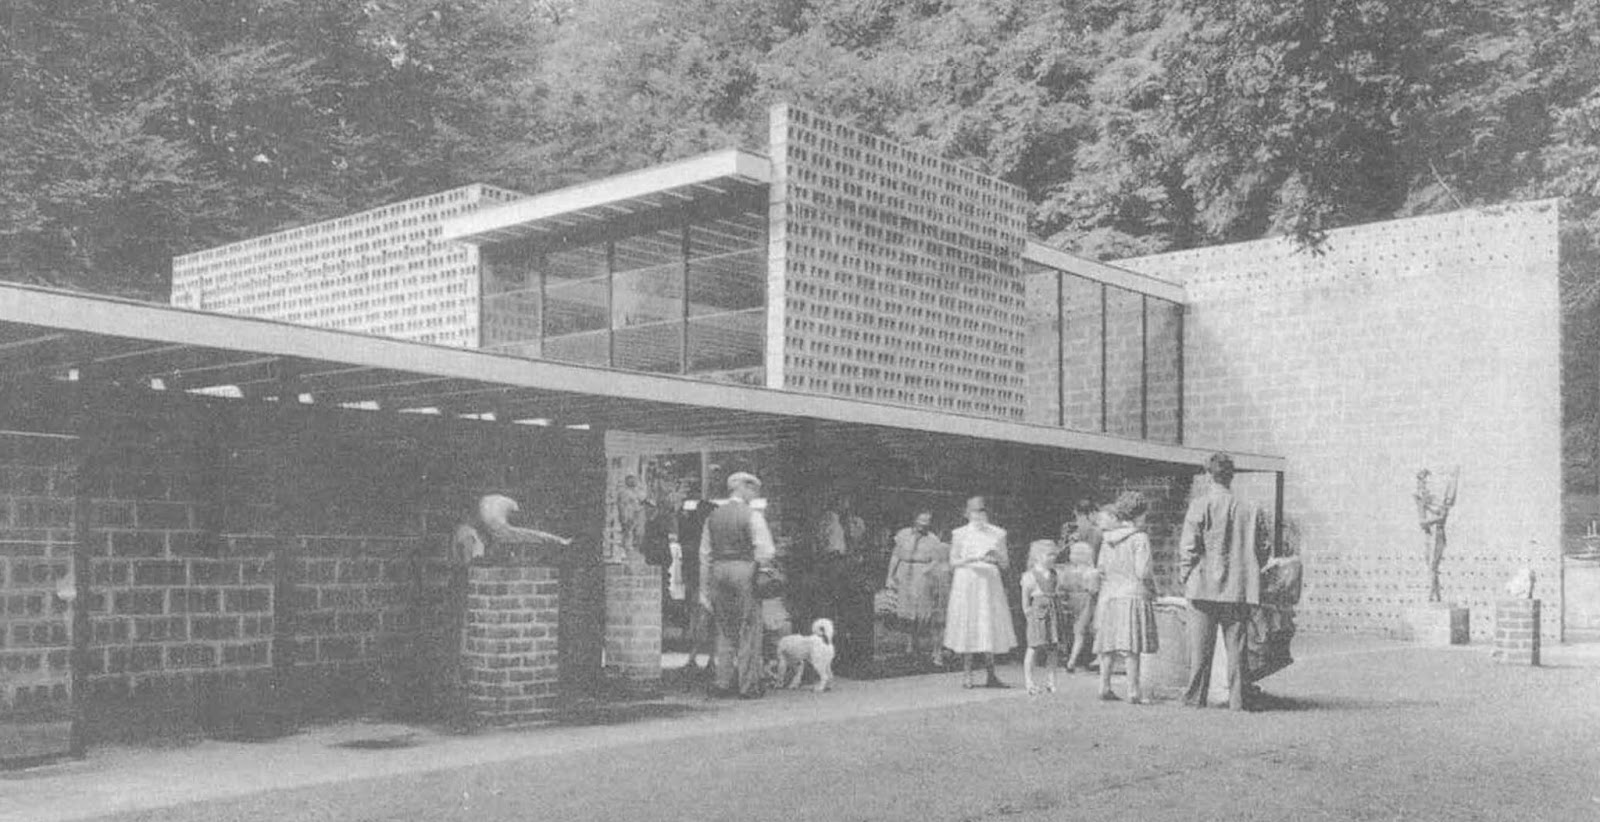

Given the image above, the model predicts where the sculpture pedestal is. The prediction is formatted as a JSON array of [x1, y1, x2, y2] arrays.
[[1403, 603, 1470, 646], [1492, 599, 1540, 665]]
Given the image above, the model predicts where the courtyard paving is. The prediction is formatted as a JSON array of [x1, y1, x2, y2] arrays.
[[2, 635, 1597, 822]]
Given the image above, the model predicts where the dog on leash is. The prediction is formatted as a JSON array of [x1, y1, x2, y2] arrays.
[[770, 618, 836, 692]]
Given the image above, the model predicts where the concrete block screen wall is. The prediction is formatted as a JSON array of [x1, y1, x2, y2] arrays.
[[1122, 201, 1562, 640], [170, 184, 524, 346], [768, 105, 1032, 417]]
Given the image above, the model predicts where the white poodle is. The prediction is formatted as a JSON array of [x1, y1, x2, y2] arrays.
[[771, 618, 837, 692]]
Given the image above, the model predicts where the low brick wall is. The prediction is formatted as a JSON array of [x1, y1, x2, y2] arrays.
[[1493, 599, 1541, 665], [463, 564, 560, 724], [0, 380, 605, 749]]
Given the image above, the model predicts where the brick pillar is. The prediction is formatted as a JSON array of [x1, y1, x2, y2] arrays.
[[1493, 599, 1541, 666], [603, 559, 662, 683], [463, 564, 560, 724]]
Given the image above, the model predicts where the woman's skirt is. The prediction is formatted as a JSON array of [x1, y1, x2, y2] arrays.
[[943, 564, 1017, 654], [1092, 595, 1158, 654]]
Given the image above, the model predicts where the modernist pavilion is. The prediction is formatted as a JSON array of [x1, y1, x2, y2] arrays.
[[5, 104, 1565, 761]]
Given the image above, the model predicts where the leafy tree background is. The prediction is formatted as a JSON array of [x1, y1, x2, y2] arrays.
[[2, 0, 1597, 495]]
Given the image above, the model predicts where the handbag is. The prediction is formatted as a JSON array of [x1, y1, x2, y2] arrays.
[[874, 587, 899, 615], [754, 564, 786, 599]]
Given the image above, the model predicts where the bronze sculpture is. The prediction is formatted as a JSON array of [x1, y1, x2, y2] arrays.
[[1413, 467, 1459, 603]]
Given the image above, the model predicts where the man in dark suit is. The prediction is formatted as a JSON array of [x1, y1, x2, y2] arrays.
[[1180, 453, 1270, 711]]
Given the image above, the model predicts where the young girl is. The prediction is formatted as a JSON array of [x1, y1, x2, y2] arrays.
[[1093, 492, 1159, 703], [1020, 539, 1065, 694], [1057, 537, 1101, 673]]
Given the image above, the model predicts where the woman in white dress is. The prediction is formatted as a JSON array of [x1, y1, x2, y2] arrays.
[[943, 496, 1017, 688]]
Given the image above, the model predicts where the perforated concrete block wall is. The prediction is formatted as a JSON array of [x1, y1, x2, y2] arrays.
[[768, 105, 1031, 418], [171, 184, 524, 347], [1121, 201, 1562, 641]]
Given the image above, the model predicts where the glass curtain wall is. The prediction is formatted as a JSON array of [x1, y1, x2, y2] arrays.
[[478, 208, 767, 380], [1021, 260, 1184, 443]]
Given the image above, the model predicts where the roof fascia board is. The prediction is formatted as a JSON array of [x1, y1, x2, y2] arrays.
[[0, 284, 1281, 472], [1023, 241, 1187, 303], [441, 150, 772, 244]]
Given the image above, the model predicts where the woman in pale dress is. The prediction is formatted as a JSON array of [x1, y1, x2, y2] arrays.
[[943, 496, 1017, 688], [1093, 491, 1159, 703]]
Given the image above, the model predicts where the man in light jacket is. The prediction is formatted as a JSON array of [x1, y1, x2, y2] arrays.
[[699, 472, 777, 698], [1180, 453, 1269, 711]]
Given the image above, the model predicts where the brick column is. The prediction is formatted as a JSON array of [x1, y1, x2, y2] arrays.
[[463, 564, 559, 724], [603, 559, 661, 683], [1493, 599, 1541, 666]]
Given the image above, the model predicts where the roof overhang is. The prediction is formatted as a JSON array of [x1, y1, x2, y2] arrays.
[[1023, 241, 1186, 303], [0, 283, 1283, 472], [442, 150, 772, 247]]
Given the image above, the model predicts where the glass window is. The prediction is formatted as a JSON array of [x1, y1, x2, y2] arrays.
[[1146, 297, 1183, 444], [688, 307, 764, 377], [1060, 275, 1103, 432], [688, 248, 765, 316], [1022, 263, 1060, 426], [1104, 286, 1144, 437]]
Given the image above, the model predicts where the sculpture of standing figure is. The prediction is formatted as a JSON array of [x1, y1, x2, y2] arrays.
[[1414, 466, 1459, 603]]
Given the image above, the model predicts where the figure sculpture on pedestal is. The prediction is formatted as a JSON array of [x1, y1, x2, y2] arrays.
[[453, 494, 573, 564], [1413, 467, 1459, 603]]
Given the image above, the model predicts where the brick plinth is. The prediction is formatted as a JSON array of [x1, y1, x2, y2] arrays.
[[1493, 599, 1541, 666], [462, 564, 560, 725], [603, 560, 661, 683]]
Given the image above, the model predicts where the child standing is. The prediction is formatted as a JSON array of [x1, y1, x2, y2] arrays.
[[1093, 492, 1159, 703], [1020, 539, 1065, 694], [1056, 537, 1101, 673]]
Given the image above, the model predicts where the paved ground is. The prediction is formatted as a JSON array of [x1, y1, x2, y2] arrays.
[[3, 636, 1598, 822]]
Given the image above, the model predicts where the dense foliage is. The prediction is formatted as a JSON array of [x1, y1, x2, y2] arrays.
[[3, 0, 1597, 487]]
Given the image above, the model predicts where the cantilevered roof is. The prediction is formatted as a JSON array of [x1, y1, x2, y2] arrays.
[[442, 150, 772, 246], [0, 283, 1283, 472]]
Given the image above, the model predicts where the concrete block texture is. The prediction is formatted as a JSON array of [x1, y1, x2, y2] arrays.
[[1122, 202, 1563, 641]]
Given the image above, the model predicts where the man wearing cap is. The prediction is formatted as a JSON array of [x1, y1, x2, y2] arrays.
[[1180, 453, 1270, 710], [698, 472, 777, 698]]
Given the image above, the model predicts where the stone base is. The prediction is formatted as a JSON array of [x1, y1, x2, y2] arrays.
[[1402, 604, 1470, 646], [1492, 599, 1540, 666], [0, 720, 71, 766]]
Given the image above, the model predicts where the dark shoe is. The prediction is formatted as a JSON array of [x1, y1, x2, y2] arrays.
[[1099, 691, 1121, 701], [983, 678, 1011, 689]]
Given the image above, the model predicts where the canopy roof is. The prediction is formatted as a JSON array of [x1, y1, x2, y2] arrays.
[[0, 283, 1283, 472]]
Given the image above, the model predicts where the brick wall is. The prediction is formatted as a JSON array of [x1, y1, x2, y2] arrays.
[[1121, 201, 1563, 640], [2, 380, 604, 744], [0, 434, 76, 760], [463, 564, 560, 723], [1493, 598, 1542, 664]]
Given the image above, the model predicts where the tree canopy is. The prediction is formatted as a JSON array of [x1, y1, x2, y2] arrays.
[[3, 0, 1598, 485]]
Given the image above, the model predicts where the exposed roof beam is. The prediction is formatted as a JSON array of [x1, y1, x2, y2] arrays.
[[0, 282, 1285, 472], [1023, 242, 1187, 303]]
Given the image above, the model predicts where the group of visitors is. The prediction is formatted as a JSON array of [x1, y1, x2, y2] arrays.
[[913, 451, 1269, 711], [683, 451, 1269, 710], [952, 490, 1157, 702]]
